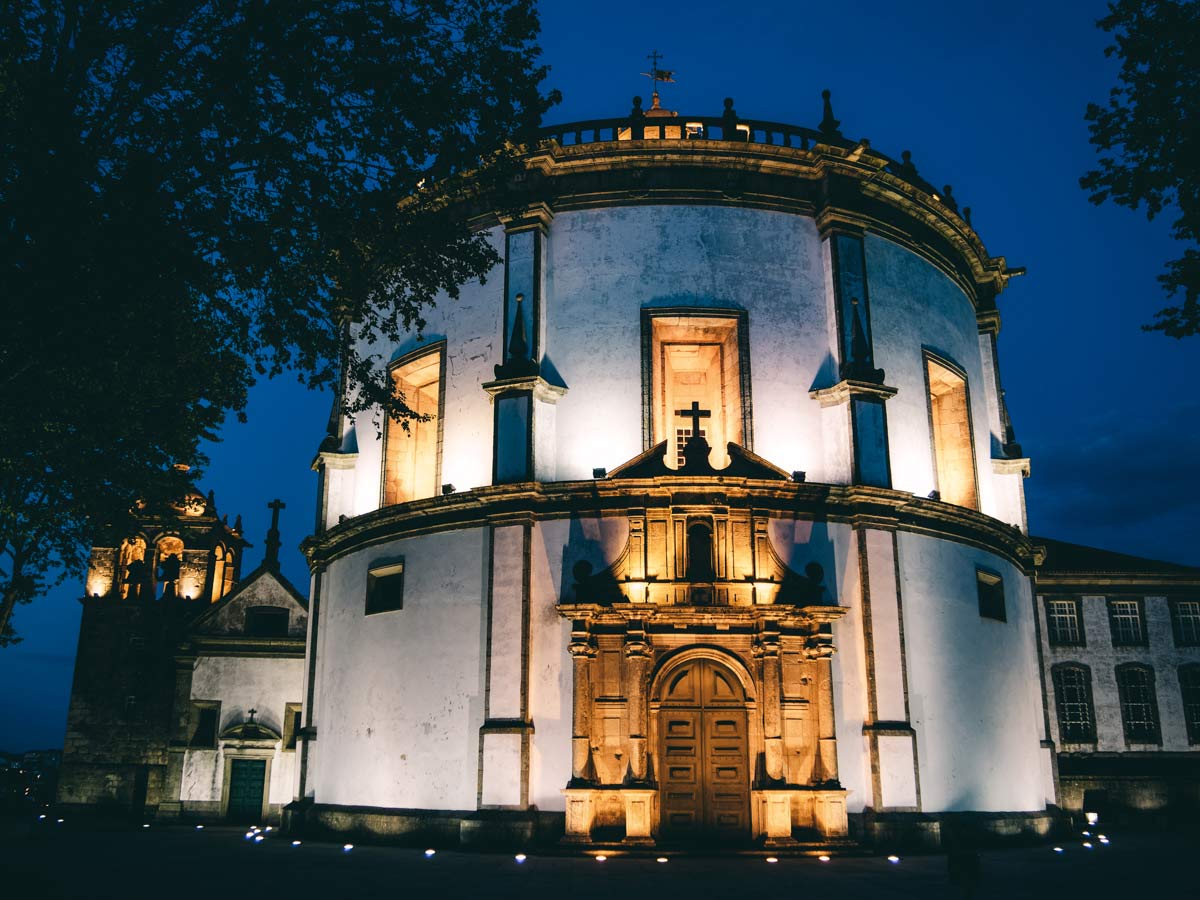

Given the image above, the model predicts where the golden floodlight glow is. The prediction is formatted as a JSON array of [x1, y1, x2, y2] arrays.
[[818, 855, 831, 862], [656, 856, 669, 863], [595, 855, 607, 862], [1085, 812, 1099, 825], [765, 856, 778, 864]]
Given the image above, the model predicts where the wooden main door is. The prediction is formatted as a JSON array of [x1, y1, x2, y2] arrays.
[[226, 758, 266, 822], [658, 658, 750, 840]]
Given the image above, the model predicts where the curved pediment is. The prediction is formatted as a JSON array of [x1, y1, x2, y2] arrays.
[[606, 437, 790, 481]]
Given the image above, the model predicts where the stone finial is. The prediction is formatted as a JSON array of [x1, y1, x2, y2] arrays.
[[818, 89, 842, 138], [265, 499, 285, 571], [840, 297, 885, 384], [233, 514, 243, 533], [941, 184, 959, 213], [721, 97, 744, 141], [206, 489, 216, 514], [898, 150, 919, 177], [494, 293, 539, 378], [963, 206, 973, 227], [630, 95, 644, 118]]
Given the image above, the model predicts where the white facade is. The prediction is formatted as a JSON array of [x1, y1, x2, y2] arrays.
[[300, 123, 1050, 845]]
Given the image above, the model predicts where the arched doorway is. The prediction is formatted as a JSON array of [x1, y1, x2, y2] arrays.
[[656, 657, 751, 840]]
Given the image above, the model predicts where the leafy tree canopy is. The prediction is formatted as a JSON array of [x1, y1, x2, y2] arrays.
[[0, 0, 557, 644], [1081, 0, 1200, 337]]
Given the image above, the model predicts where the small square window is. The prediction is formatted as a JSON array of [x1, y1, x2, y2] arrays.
[[1108, 599, 1145, 646], [1171, 599, 1200, 647], [1046, 598, 1084, 646], [366, 562, 405, 615], [976, 569, 1006, 622]]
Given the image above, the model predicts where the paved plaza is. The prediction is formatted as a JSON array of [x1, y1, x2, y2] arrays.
[[1, 815, 1192, 900]]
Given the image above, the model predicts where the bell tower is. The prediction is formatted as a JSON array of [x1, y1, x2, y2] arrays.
[[57, 475, 246, 820]]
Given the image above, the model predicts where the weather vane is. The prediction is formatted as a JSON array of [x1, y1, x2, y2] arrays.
[[641, 49, 676, 99]]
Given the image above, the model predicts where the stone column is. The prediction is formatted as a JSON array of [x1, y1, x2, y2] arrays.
[[813, 647, 839, 784], [756, 622, 784, 782], [568, 620, 596, 784], [623, 621, 652, 783]]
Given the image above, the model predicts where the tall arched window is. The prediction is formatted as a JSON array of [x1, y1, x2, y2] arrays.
[[210, 545, 235, 603], [1116, 664, 1160, 744], [382, 345, 445, 505], [925, 354, 978, 509], [1051, 663, 1095, 743], [117, 536, 148, 599]]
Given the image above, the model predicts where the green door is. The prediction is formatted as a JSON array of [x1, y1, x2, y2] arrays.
[[227, 758, 266, 822]]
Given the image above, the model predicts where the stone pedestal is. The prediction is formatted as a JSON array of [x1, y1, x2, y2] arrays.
[[752, 789, 798, 846], [562, 788, 598, 843], [813, 789, 850, 837], [621, 789, 657, 845]]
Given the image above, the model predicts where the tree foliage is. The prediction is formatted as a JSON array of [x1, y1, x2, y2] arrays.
[[1081, 0, 1200, 337], [0, 0, 557, 644]]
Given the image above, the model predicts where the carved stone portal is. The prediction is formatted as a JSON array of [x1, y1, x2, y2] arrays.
[[558, 505, 848, 846]]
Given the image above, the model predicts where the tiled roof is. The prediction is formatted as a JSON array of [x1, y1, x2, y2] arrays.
[[1034, 536, 1200, 576]]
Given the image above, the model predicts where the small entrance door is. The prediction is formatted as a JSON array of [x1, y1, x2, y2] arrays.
[[658, 658, 750, 840], [227, 758, 266, 822]]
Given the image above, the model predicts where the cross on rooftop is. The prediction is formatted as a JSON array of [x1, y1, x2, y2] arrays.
[[676, 401, 711, 437]]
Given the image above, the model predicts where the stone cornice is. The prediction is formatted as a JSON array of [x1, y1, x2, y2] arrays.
[[991, 457, 1031, 477], [481, 374, 568, 404], [302, 480, 1038, 573], [183, 634, 306, 659], [1034, 571, 1200, 594], [809, 380, 899, 408], [485, 138, 1020, 307]]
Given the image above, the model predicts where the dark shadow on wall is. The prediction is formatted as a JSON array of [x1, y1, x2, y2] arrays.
[[558, 517, 623, 605], [773, 517, 840, 606]]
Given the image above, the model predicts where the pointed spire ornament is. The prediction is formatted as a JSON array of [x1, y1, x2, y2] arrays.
[[818, 89, 842, 139], [840, 298, 886, 383], [941, 184, 959, 213], [494, 293, 539, 378]]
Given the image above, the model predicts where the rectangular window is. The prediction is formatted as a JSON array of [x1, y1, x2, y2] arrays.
[[1180, 666, 1200, 745], [644, 311, 750, 470], [282, 703, 303, 751], [976, 569, 1006, 622], [1052, 665, 1095, 743], [1107, 599, 1146, 646], [1171, 599, 1200, 646], [1046, 598, 1084, 646], [1116, 665, 1160, 744], [190, 702, 220, 748], [925, 356, 978, 510], [383, 346, 444, 505], [245, 606, 289, 638], [365, 561, 405, 615]]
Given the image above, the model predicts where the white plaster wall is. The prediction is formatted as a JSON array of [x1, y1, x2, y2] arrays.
[[184, 655, 305, 806], [308, 528, 488, 810], [767, 520, 873, 814], [1039, 594, 1200, 752], [896, 532, 1045, 812], [547, 206, 830, 481], [867, 235, 998, 517], [528, 519, 579, 811]]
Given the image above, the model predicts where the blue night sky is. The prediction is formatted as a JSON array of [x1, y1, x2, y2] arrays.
[[1, 0, 1195, 752]]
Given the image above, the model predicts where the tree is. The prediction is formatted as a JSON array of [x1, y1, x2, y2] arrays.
[[1081, 0, 1200, 337], [0, 0, 558, 644]]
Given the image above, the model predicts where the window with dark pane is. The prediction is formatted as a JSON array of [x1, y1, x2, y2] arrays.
[[1171, 599, 1200, 646], [366, 562, 405, 615], [190, 702, 219, 748], [283, 703, 303, 750], [1179, 665, 1200, 745], [1051, 665, 1095, 742], [1046, 598, 1083, 646], [245, 606, 289, 637], [976, 569, 1006, 622], [1116, 664, 1160, 744], [1107, 599, 1145, 646]]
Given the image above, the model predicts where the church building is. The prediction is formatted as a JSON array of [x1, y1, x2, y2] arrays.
[[59, 87, 1199, 846]]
